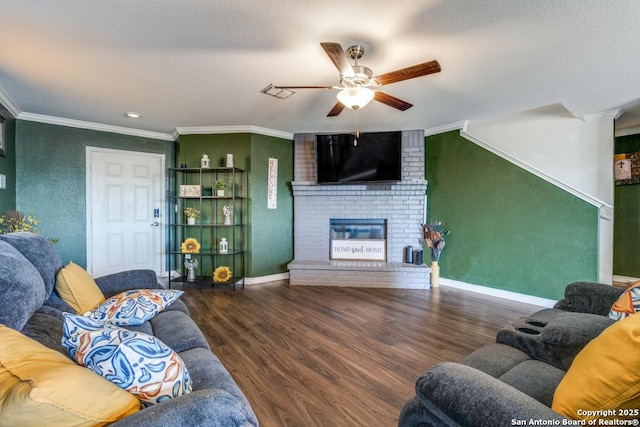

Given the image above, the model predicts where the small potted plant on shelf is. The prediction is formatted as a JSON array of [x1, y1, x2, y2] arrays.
[[184, 207, 200, 225], [214, 179, 226, 197]]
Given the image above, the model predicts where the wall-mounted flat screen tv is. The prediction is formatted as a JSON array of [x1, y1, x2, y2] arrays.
[[316, 131, 402, 184]]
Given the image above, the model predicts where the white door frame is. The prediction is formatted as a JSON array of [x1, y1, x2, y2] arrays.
[[86, 146, 167, 277]]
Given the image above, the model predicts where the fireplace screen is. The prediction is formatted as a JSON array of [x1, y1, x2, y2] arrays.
[[329, 219, 387, 261]]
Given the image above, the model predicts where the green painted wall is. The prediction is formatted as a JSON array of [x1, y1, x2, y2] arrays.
[[425, 131, 599, 300], [0, 105, 16, 213], [177, 133, 293, 278], [15, 120, 173, 267], [249, 134, 293, 276], [613, 134, 640, 277]]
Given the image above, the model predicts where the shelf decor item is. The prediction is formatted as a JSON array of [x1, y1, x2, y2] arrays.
[[181, 238, 201, 282], [222, 205, 232, 225], [226, 154, 233, 168], [179, 185, 202, 197], [200, 154, 210, 169], [183, 207, 200, 225], [422, 221, 450, 288], [215, 179, 225, 197], [219, 237, 228, 253], [213, 266, 232, 283]]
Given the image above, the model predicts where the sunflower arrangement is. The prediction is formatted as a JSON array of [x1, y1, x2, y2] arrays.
[[213, 266, 232, 283], [181, 237, 201, 254]]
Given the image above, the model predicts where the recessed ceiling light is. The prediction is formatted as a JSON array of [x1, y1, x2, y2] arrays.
[[125, 112, 141, 118]]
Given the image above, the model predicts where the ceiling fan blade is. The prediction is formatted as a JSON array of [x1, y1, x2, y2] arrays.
[[375, 60, 441, 86], [327, 101, 346, 117], [320, 42, 354, 77], [374, 91, 413, 111]]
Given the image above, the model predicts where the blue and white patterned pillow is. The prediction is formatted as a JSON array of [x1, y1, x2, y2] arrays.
[[83, 289, 183, 326], [62, 313, 192, 406], [608, 281, 640, 321]]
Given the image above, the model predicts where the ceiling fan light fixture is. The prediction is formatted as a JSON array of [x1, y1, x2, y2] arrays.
[[337, 87, 374, 110]]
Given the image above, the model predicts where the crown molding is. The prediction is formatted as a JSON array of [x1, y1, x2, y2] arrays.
[[176, 125, 293, 140], [424, 120, 468, 136], [580, 109, 622, 122], [0, 87, 22, 118], [615, 126, 640, 137], [17, 112, 174, 141]]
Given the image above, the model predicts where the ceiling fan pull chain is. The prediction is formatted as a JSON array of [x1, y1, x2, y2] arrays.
[[354, 110, 359, 146]]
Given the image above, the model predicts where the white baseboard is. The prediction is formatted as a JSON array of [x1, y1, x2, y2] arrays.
[[439, 278, 557, 308], [244, 272, 290, 285]]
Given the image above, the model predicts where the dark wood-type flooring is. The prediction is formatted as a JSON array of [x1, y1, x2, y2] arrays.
[[181, 282, 545, 427]]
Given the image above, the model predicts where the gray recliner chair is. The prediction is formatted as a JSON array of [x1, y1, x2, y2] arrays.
[[398, 281, 624, 427]]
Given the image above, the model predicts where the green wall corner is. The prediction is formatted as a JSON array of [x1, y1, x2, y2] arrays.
[[177, 133, 293, 279], [426, 131, 598, 300]]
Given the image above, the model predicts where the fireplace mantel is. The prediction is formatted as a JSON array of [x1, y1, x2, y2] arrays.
[[291, 180, 427, 196]]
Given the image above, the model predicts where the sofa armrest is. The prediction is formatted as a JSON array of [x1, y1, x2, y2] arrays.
[[110, 389, 251, 427], [411, 362, 565, 427], [554, 281, 623, 315], [94, 269, 161, 298]]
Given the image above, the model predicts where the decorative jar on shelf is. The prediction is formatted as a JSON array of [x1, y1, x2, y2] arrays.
[[187, 217, 196, 225], [201, 154, 210, 168], [219, 237, 228, 253]]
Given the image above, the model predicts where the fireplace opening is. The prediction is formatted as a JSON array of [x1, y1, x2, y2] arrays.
[[329, 219, 387, 261]]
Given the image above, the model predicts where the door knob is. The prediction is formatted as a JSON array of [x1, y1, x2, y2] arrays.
[[150, 221, 160, 226]]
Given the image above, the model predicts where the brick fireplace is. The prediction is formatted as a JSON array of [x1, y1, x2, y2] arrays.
[[287, 130, 430, 288]]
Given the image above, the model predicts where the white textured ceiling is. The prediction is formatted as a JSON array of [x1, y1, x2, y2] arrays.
[[2, 0, 640, 138]]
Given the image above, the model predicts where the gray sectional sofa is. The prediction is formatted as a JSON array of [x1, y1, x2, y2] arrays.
[[399, 281, 625, 426], [0, 232, 258, 427]]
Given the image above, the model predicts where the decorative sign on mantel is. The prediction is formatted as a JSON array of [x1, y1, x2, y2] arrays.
[[330, 239, 386, 261]]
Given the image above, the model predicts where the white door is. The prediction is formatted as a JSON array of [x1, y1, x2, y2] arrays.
[[87, 147, 165, 277]]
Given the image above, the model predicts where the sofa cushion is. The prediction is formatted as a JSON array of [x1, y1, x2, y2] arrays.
[[21, 311, 68, 356], [179, 347, 259, 427], [0, 232, 62, 298], [608, 281, 640, 320], [460, 343, 530, 378], [498, 360, 565, 407], [62, 313, 192, 407], [84, 289, 183, 326], [552, 313, 640, 421], [0, 325, 140, 426], [150, 310, 211, 353], [0, 240, 46, 331], [55, 261, 106, 314]]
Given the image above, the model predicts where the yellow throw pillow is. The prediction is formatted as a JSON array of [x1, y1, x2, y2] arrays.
[[55, 261, 105, 313], [552, 313, 640, 421], [0, 325, 139, 427]]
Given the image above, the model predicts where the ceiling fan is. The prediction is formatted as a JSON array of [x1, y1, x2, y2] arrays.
[[264, 42, 441, 117]]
